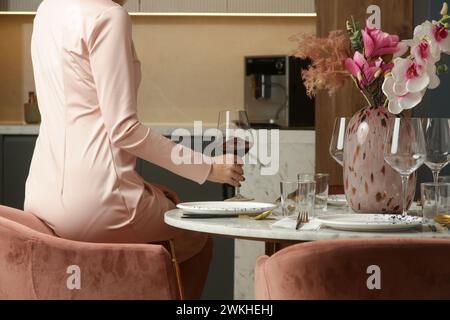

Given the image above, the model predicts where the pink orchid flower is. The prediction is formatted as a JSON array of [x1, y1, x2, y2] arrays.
[[382, 75, 425, 114], [362, 25, 400, 58], [345, 52, 393, 88], [414, 21, 450, 57], [411, 38, 436, 66], [390, 57, 440, 94]]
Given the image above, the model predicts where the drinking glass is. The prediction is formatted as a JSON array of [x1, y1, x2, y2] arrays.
[[329, 117, 350, 166], [280, 180, 299, 217], [421, 183, 450, 222], [298, 173, 329, 211], [298, 180, 316, 219], [217, 110, 254, 201], [384, 118, 426, 216], [423, 118, 450, 183]]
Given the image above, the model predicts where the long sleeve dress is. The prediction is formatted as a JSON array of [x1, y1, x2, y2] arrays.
[[24, 0, 211, 258]]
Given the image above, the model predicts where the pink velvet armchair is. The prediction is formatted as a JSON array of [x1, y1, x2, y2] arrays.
[[255, 238, 450, 300], [0, 205, 179, 300]]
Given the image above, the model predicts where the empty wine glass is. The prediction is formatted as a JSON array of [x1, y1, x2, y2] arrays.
[[329, 117, 350, 166], [384, 118, 426, 216], [423, 118, 450, 183], [217, 110, 254, 201]]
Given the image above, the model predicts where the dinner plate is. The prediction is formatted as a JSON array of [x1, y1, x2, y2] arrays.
[[177, 201, 277, 216], [316, 214, 422, 232], [327, 194, 347, 207]]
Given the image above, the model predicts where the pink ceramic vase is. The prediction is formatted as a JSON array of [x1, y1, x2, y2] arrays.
[[343, 106, 416, 213]]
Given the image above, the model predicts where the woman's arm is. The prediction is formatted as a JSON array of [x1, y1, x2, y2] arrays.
[[88, 6, 212, 184]]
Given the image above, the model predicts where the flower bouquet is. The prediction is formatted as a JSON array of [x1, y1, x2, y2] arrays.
[[291, 3, 450, 213]]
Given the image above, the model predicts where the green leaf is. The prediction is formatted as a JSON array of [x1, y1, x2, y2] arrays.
[[346, 16, 363, 53]]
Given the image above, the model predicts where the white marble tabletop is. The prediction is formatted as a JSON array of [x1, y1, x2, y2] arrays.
[[164, 209, 450, 242]]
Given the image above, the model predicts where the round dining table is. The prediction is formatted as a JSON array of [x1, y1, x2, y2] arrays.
[[164, 207, 450, 255]]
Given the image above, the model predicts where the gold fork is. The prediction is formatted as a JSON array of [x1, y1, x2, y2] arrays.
[[296, 209, 309, 230]]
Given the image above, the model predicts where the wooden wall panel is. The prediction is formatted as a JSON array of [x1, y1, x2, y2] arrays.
[[315, 0, 413, 186]]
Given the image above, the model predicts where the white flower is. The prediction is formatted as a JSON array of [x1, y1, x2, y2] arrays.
[[414, 20, 450, 56], [382, 54, 440, 115], [382, 75, 425, 114], [391, 57, 440, 94], [411, 38, 439, 66]]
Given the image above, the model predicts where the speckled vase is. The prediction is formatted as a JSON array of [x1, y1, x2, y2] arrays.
[[343, 106, 416, 214]]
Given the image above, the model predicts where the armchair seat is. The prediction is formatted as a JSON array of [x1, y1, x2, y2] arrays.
[[0, 205, 178, 300], [255, 238, 450, 300]]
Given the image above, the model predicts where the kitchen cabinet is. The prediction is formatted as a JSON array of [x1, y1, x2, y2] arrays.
[[139, 0, 227, 13], [0, 0, 139, 12], [139, 0, 315, 14], [0, 133, 234, 300], [0, 0, 316, 14], [227, 0, 315, 14], [1, 135, 36, 209], [123, 0, 140, 12], [0, 0, 40, 11]]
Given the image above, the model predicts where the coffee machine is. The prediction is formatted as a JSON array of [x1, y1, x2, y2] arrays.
[[244, 55, 314, 129]]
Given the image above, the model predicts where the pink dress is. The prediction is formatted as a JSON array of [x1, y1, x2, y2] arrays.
[[24, 0, 211, 257]]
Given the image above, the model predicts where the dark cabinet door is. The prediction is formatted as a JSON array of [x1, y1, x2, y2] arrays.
[[140, 161, 225, 202], [1, 135, 37, 209]]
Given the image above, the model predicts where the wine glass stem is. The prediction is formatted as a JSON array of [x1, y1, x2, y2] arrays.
[[235, 186, 241, 197], [432, 170, 440, 184], [432, 170, 441, 216], [401, 175, 409, 217]]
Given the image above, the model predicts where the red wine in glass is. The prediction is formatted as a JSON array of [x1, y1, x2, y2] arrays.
[[221, 137, 252, 158], [217, 110, 254, 201]]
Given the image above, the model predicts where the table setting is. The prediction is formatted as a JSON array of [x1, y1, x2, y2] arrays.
[[170, 107, 450, 238], [269, 116, 450, 235], [171, 170, 450, 239]]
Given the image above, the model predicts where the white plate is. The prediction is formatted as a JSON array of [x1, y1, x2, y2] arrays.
[[316, 214, 422, 232], [327, 194, 347, 207], [177, 201, 277, 216]]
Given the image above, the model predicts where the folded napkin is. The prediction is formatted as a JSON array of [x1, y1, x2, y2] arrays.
[[422, 223, 448, 233], [271, 217, 322, 231]]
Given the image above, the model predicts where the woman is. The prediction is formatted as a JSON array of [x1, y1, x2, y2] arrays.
[[24, 0, 243, 299]]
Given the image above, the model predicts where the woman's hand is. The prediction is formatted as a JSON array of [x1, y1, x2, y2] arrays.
[[207, 154, 245, 187]]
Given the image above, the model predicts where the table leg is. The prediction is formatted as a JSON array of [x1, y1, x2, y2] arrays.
[[265, 241, 283, 256], [265, 241, 307, 256]]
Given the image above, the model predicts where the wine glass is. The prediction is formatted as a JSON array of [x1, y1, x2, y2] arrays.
[[384, 118, 426, 216], [329, 117, 350, 167], [423, 118, 450, 183], [217, 110, 254, 202]]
